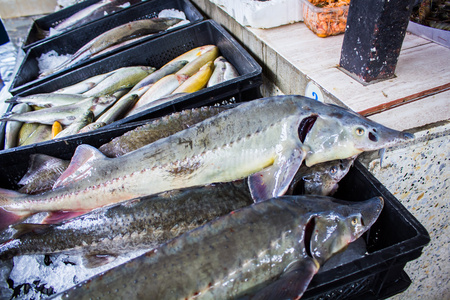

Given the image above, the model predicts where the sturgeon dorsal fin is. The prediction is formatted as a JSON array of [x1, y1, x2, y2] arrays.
[[53, 144, 108, 189], [248, 146, 306, 202]]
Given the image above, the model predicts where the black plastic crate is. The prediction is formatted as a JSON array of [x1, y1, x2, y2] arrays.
[[0, 114, 429, 299], [301, 161, 430, 299], [9, 0, 204, 95], [23, 0, 146, 51], [1, 20, 262, 152]]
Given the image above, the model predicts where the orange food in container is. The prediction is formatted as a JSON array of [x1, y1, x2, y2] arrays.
[[302, 0, 350, 37]]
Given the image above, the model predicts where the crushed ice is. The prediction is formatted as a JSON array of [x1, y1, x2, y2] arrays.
[[2, 249, 148, 299], [37, 50, 71, 75]]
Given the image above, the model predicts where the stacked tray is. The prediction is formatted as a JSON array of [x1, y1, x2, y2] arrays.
[[10, 0, 204, 95], [1, 20, 263, 151]]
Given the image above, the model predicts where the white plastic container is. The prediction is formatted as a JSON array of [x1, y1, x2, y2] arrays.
[[211, 0, 303, 29]]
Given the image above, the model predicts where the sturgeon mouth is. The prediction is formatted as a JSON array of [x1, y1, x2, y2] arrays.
[[298, 115, 318, 143]]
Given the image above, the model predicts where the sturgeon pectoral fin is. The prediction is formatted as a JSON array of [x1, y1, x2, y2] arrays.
[[249, 147, 306, 202], [53, 144, 109, 188], [251, 258, 319, 300]]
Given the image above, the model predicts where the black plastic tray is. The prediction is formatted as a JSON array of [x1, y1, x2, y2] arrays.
[[22, 0, 146, 51], [1, 20, 262, 152], [9, 0, 204, 95], [302, 161, 430, 299], [0, 111, 430, 299]]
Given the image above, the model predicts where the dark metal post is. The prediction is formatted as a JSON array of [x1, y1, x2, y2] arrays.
[[339, 0, 415, 84]]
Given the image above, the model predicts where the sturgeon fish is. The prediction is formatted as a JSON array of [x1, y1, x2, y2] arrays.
[[0, 180, 253, 268], [50, 195, 383, 299], [287, 156, 357, 196], [0, 96, 412, 229]]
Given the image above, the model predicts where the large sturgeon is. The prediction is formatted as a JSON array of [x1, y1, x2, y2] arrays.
[[50, 195, 384, 299], [0, 95, 412, 229]]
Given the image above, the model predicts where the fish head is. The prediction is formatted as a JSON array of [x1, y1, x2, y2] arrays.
[[302, 105, 414, 166], [307, 196, 384, 266], [303, 157, 356, 195]]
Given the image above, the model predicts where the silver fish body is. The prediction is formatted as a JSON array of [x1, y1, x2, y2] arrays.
[[51, 195, 383, 299], [43, 18, 182, 76], [53, 0, 137, 32], [0, 96, 412, 229], [0, 181, 253, 266], [82, 66, 155, 97], [53, 70, 116, 94], [9, 93, 90, 108], [54, 110, 95, 139], [3, 103, 31, 149], [0, 96, 116, 126], [207, 56, 239, 87]]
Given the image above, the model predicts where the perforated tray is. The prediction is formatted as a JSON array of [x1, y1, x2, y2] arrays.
[[22, 0, 145, 51], [10, 0, 203, 95]]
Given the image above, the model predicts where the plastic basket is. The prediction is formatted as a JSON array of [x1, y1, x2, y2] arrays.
[[1, 20, 263, 151], [22, 0, 148, 51], [9, 0, 204, 95]]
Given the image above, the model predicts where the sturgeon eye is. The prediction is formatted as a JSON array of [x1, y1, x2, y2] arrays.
[[351, 217, 359, 226], [330, 166, 338, 174], [355, 128, 365, 136]]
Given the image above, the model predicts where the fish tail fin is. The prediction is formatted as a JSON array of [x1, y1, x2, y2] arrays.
[[0, 188, 31, 230]]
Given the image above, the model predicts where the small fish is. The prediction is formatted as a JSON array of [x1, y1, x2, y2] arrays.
[[18, 154, 70, 195], [0, 180, 253, 268], [53, 70, 116, 94], [0, 96, 116, 126], [3, 103, 31, 149], [175, 45, 219, 76], [51, 195, 383, 299], [287, 156, 357, 196], [54, 110, 95, 139], [163, 45, 217, 68], [95, 93, 140, 124], [17, 123, 40, 146], [20, 124, 52, 146], [41, 18, 182, 77], [172, 61, 214, 94], [127, 74, 188, 114], [207, 56, 239, 87], [131, 60, 188, 91], [53, 0, 137, 32], [8, 93, 90, 108], [77, 121, 107, 134], [90, 34, 153, 59], [82, 66, 155, 97], [0, 96, 412, 229], [126, 92, 188, 116]]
